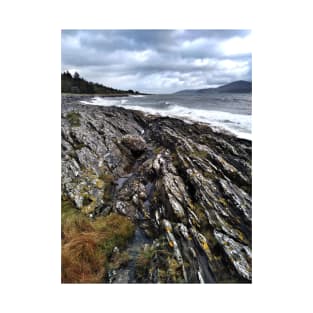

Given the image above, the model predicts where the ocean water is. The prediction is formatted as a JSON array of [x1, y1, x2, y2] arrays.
[[80, 93, 252, 140]]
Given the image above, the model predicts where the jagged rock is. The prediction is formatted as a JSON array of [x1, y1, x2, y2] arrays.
[[214, 230, 252, 281], [62, 95, 252, 283], [121, 134, 147, 155]]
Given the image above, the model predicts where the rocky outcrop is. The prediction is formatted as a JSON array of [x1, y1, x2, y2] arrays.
[[62, 95, 252, 283], [121, 134, 147, 156]]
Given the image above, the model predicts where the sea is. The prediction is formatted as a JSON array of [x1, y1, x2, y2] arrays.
[[80, 93, 252, 140]]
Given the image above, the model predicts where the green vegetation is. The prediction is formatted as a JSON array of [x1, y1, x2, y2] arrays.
[[153, 146, 164, 155], [109, 251, 130, 271], [135, 245, 155, 280], [99, 173, 114, 204], [66, 111, 81, 127], [61, 197, 135, 283], [190, 202, 209, 230], [61, 71, 140, 95], [74, 143, 85, 150], [135, 240, 185, 283], [190, 149, 208, 159], [218, 197, 228, 207], [92, 213, 135, 257]]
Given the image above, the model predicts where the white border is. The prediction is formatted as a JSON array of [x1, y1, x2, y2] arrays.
[[1, 1, 312, 312]]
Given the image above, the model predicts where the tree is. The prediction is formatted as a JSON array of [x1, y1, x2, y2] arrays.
[[61, 72, 135, 95]]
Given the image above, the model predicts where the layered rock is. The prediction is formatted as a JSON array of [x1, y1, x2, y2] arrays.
[[62, 95, 252, 283]]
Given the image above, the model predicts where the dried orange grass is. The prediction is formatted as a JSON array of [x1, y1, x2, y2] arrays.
[[61, 211, 135, 283], [62, 232, 106, 283]]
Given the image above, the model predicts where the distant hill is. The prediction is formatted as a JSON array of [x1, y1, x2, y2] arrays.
[[61, 71, 141, 95], [217, 80, 252, 93], [174, 80, 252, 95]]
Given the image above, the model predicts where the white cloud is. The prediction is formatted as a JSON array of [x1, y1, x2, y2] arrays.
[[220, 34, 252, 56]]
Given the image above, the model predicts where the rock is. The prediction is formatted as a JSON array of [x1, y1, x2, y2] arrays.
[[115, 201, 128, 215], [138, 191, 147, 200], [62, 95, 252, 283], [214, 230, 252, 281], [132, 194, 139, 206], [121, 134, 147, 155], [109, 269, 130, 283], [113, 246, 120, 254]]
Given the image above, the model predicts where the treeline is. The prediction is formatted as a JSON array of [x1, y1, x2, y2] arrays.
[[61, 71, 140, 95]]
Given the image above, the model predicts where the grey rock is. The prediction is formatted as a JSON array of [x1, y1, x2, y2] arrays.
[[121, 134, 147, 155], [62, 95, 252, 283]]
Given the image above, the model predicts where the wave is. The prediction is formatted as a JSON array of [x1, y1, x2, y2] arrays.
[[80, 98, 122, 106], [80, 97, 251, 140], [129, 94, 146, 98]]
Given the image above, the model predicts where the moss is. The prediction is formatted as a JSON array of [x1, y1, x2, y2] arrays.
[[167, 257, 184, 282], [66, 111, 81, 127], [61, 197, 77, 217], [95, 179, 104, 189], [109, 251, 130, 270], [99, 173, 114, 204], [99, 173, 114, 182], [92, 213, 135, 257], [190, 202, 209, 230], [81, 194, 97, 214], [82, 195, 93, 206], [190, 149, 208, 159], [238, 231, 245, 242], [154, 146, 164, 154], [203, 229, 221, 255], [74, 143, 85, 150], [62, 196, 93, 241], [135, 245, 156, 281], [219, 197, 228, 207], [202, 171, 216, 180], [135, 237, 186, 283], [157, 269, 167, 281]]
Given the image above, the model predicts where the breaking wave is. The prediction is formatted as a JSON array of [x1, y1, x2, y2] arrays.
[[80, 96, 251, 140]]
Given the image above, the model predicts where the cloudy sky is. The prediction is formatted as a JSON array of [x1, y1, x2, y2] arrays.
[[61, 30, 251, 93]]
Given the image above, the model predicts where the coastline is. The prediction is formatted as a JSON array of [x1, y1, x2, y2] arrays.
[[63, 94, 252, 142], [61, 95, 252, 283]]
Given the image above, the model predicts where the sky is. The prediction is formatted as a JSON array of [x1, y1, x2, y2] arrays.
[[61, 30, 251, 94]]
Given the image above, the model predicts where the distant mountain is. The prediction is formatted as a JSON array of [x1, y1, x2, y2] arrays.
[[217, 80, 252, 93], [174, 80, 252, 95]]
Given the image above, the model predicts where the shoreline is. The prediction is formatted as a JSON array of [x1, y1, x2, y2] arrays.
[[63, 94, 252, 142]]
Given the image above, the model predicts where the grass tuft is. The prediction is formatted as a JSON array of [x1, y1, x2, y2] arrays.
[[62, 233, 106, 283], [61, 196, 135, 283]]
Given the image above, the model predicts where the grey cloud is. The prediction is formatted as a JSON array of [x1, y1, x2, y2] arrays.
[[62, 30, 251, 93]]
